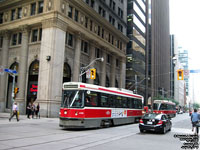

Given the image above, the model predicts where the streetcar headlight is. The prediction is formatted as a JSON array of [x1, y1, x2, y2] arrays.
[[64, 111, 67, 115], [75, 111, 78, 116]]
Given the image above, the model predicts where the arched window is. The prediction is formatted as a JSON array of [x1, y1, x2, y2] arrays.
[[63, 63, 71, 82], [10, 62, 19, 72], [29, 60, 39, 75]]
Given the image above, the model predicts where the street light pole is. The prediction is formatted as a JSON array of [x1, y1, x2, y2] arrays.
[[135, 75, 137, 94], [79, 57, 104, 82]]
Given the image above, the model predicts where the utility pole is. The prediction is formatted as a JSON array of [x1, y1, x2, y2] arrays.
[[135, 75, 137, 94]]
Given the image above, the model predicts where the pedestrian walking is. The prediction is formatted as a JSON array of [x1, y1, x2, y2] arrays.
[[191, 108, 200, 135], [35, 103, 40, 119], [27, 102, 31, 119], [9, 102, 19, 122], [31, 103, 35, 119]]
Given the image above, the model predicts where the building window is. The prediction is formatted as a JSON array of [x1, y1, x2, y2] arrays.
[[0, 13, 3, 24], [108, 33, 111, 43], [65, 32, 73, 47], [68, 33, 73, 47], [107, 54, 110, 64], [85, 17, 88, 28], [11, 9, 15, 21], [95, 48, 100, 58], [91, 0, 95, 8], [17, 8, 22, 19], [98, 6, 106, 17], [68, 5, 73, 18], [109, 0, 112, 8], [118, 23, 123, 32], [0, 36, 3, 48], [102, 29, 104, 38], [12, 34, 17, 45], [113, 2, 115, 11], [74, 9, 79, 22], [18, 32, 22, 44], [38, 1, 44, 14], [81, 40, 88, 54], [112, 36, 114, 45], [98, 26, 100, 36], [118, 7, 123, 18], [116, 59, 119, 67], [117, 40, 120, 48], [31, 3, 36, 16], [120, 41, 122, 50], [39, 28, 42, 41], [32, 29, 38, 42], [90, 20, 93, 31]]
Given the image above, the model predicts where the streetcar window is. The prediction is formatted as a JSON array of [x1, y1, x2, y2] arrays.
[[61, 90, 83, 108], [153, 103, 159, 110], [85, 91, 98, 107], [109, 95, 116, 107], [116, 96, 122, 108], [101, 93, 109, 107], [160, 104, 167, 110], [122, 97, 127, 108], [127, 98, 132, 108]]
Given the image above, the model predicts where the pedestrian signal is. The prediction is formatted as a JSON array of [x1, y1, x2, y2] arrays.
[[177, 69, 184, 80], [14, 87, 19, 94], [90, 68, 96, 79]]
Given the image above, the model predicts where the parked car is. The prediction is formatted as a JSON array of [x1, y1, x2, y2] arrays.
[[139, 113, 172, 134]]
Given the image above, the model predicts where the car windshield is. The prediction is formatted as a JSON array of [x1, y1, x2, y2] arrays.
[[143, 113, 161, 120], [61, 90, 83, 108]]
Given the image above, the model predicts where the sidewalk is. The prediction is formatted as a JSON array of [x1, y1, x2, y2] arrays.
[[0, 112, 59, 125]]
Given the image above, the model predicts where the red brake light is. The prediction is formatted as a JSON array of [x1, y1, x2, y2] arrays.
[[157, 120, 163, 125], [139, 119, 143, 123]]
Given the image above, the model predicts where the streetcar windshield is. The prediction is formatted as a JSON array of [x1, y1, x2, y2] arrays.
[[153, 103, 159, 110], [61, 90, 83, 108]]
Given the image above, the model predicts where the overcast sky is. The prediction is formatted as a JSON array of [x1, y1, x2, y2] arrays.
[[169, 0, 200, 103]]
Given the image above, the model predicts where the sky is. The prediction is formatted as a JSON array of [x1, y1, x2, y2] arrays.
[[169, 0, 200, 103]]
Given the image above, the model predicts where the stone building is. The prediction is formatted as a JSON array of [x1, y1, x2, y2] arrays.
[[0, 0, 129, 117]]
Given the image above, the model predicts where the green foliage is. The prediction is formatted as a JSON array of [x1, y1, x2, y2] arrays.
[[193, 103, 200, 109]]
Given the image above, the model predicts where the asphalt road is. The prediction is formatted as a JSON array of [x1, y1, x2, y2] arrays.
[[0, 112, 197, 150]]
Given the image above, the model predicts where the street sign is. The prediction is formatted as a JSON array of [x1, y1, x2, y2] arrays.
[[86, 69, 90, 78], [4, 68, 17, 74], [0, 66, 4, 75], [190, 69, 200, 73]]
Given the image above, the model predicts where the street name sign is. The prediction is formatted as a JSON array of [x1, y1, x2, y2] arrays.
[[4, 68, 17, 74]]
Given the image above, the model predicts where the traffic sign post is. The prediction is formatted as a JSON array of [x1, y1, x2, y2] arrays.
[[3, 68, 18, 116]]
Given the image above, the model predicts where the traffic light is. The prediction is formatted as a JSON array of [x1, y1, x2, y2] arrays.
[[177, 69, 184, 80], [14, 87, 19, 94], [90, 68, 96, 79]]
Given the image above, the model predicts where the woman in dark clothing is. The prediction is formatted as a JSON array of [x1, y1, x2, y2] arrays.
[[35, 103, 40, 119]]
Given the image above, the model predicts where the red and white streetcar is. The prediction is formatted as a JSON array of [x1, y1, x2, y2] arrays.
[[153, 100, 176, 118], [59, 82, 144, 128]]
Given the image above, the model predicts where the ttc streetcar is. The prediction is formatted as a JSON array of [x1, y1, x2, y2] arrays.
[[59, 82, 144, 128], [153, 100, 176, 118]]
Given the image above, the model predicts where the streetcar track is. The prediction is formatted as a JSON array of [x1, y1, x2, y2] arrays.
[[1, 131, 138, 150]]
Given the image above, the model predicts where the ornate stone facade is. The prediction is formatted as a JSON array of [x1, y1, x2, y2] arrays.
[[0, 0, 128, 117]]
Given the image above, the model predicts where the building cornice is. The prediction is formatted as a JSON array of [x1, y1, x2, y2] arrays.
[[42, 17, 68, 31]]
